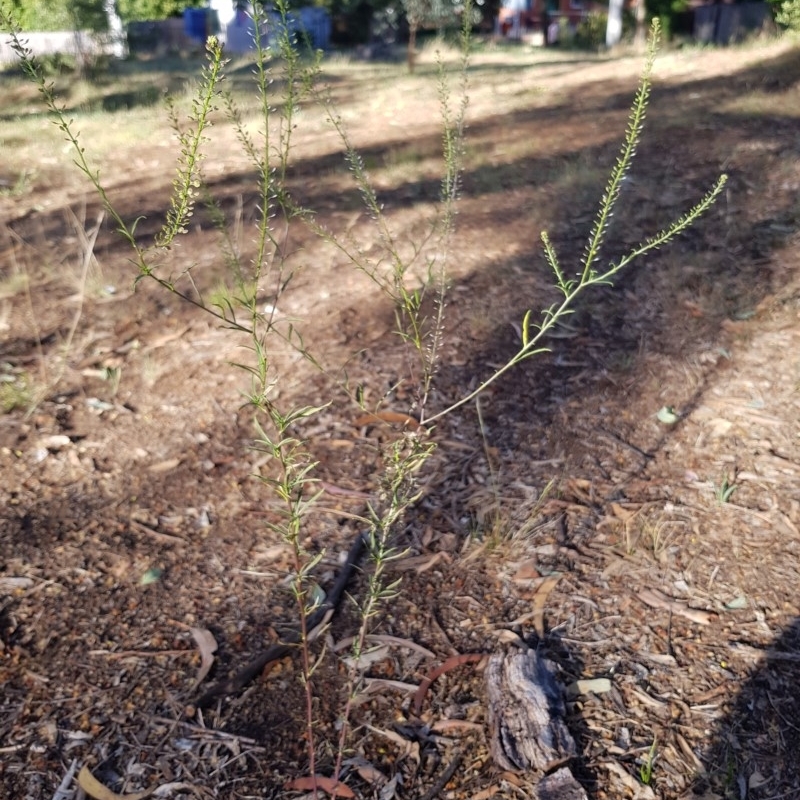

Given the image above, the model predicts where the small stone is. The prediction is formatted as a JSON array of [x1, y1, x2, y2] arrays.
[[38, 434, 71, 451]]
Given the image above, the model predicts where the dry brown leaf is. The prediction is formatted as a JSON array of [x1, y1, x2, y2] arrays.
[[609, 502, 637, 521], [190, 627, 218, 688], [430, 719, 484, 734], [499, 771, 523, 786], [533, 574, 562, 638], [333, 634, 435, 660], [353, 410, 420, 430], [392, 552, 451, 572], [364, 724, 412, 747], [471, 785, 502, 800], [147, 458, 181, 474], [603, 760, 656, 799], [348, 760, 387, 786], [285, 776, 355, 797], [353, 678, 419, 705], [512, 559, 541, 582], [361, 678, 419, 694], [637, 588, 714, 625], [363, 725, 421, 762], [493, 629, 528, 648], [77, 766, 154, 800], [342, 645, 391, 670]]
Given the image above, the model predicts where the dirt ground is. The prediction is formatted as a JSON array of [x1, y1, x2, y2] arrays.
[[2, 35, 800, 800]]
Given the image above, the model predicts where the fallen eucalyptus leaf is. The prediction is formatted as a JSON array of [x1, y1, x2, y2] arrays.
[[77, 765, 153, 800], [724, 595, 748, 610], [379, 773, 403, 800], [285, 775, 355, 797], [342, 757, 388, 787], [190, 627, 218, 688], [533, 573, 562, 638], [566, 678, 613, 697], [342, 645, 390, 670], [139, 568, 163, 586], [657, 406, 680, 424]]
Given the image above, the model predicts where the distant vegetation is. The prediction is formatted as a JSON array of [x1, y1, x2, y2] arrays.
[[4, 0, 197, 30], [5, 0, 495, 46]]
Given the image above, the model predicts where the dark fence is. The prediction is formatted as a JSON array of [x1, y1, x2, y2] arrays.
[[694, 2, 776, 45]]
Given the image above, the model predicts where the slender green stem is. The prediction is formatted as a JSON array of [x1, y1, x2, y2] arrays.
[[581, 23, 658, 279], [425, 171, 727, 425]]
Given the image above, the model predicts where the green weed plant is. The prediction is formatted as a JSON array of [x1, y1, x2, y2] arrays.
[[0, 3, 726, 792]]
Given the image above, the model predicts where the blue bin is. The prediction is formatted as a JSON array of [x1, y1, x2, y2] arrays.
[[184, 8, 209, 42]]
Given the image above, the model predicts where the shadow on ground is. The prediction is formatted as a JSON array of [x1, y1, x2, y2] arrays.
[[691, 618, 800, 798]]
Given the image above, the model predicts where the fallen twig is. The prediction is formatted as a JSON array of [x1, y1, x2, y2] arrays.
[[89, 649, 192, 659], [637, 588, 715, 625], [51, 758, 78, 800], [150, 716, 265, 747], [419, 751, 462, 800]]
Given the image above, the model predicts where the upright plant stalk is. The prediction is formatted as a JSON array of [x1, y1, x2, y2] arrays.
[[224, 7, 332, 783], [157, 44, 224, 248], [419, 1, 472, 419], [305, 4, 472, 420], [1, 9, 731, 795], [252, 402, 329, 786], [331, 432, 433, 785], [3, 10, 329, 784], [425, 20, 727, 424]]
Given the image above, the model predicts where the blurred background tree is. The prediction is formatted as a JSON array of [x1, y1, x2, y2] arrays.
[[116, 0, 194, 22], [6, 0, 197, 29], [6, 0, 109, 30], [772, 0, 800, 30]]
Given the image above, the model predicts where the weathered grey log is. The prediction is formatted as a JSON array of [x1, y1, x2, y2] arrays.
[[536, 766, 589, 800], [485, 650, 576, 773]]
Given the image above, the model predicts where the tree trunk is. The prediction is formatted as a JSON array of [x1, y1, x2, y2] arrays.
[[633, 0, 647, 47], [606, 0, 624, 46], [407, 20, 417, 73], [104, 0, 127, 58]]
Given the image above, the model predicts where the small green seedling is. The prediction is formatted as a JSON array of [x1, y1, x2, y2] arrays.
[[639, 736, 658, 786], [716, 475, 737, 503]]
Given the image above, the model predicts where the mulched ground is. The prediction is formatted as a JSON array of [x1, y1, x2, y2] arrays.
[[2, 38, 800, 800]]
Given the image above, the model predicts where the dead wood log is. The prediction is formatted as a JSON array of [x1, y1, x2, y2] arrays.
[[486, 650, 576, 773], [486, 651, 588, 798], [536, 767, 589, 800]]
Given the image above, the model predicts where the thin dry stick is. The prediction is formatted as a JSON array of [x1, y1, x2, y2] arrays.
[[419, 751, 463, 800], [59, 207, 104, 371]]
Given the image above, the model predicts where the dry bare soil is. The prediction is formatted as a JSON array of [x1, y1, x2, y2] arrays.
[[2, 37, 800, 800]]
